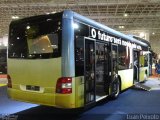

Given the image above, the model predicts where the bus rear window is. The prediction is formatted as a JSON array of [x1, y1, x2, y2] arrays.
[[8, 18, 61, 59]]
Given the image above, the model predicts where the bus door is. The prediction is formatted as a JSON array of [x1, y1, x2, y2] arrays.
[[110, 44, 119, 95], [111, 44, 118, 76], [133, 50, 140, 83], [148, 52, 152, 76], [95, 42, 109, 100], [84, 38, 96, 105]]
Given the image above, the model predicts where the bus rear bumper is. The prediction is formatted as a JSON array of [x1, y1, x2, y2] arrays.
[[7, 88, 76, 108], [7, 88, 55, 107]]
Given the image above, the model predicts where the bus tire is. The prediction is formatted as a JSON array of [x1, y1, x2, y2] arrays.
[[110, 77, 120, 100]]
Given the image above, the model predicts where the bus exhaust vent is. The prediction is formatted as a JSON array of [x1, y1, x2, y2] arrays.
[[134, 83, 151, 91]]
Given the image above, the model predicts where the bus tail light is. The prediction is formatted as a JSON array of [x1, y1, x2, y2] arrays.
[[7, 75, 12, 88], [56, 77, 72, 94]]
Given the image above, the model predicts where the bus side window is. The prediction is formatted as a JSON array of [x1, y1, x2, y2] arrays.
[[118, 45, 130, 70], [75, 37, 84, 76]]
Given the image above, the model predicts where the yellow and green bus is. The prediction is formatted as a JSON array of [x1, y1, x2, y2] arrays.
[[7, 10, 152, 109]]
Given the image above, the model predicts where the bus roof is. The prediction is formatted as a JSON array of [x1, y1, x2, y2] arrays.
[[131, 35, 151, 48], [63, 10, 149, 48]]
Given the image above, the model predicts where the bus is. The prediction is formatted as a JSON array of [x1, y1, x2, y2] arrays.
[[7, 10, 152, 109]]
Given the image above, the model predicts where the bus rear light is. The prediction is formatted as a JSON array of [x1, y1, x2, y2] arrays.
[[56, 77, 72, 94], [7, 75, 12, 88]]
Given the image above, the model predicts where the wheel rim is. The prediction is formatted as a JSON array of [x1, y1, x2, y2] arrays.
[[114, 80, 120, 96], [115, 84, 119, 96]]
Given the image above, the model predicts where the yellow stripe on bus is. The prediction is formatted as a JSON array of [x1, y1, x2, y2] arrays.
[[0, 84, 6, 87]]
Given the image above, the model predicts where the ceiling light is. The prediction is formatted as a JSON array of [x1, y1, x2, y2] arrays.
[[124, 13, 128, 17], [140, 32, 145, 38], [152, 32, 155, 35], [11, 16, 19, 19], [51, 11, 56, 14], [119, 26, 124, 29]]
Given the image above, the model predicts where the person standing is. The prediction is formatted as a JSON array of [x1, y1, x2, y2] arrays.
[[156, 59, 160, 80]]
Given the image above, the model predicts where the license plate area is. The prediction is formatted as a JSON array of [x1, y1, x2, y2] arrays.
[[26, 85, 40, 91]]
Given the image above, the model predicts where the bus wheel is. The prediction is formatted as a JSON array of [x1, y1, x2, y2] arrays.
[[110, 77, 120, 100]]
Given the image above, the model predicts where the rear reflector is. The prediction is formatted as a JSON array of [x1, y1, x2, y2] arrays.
[[56, 77, 72, 94], [7, 75, 12, 88]]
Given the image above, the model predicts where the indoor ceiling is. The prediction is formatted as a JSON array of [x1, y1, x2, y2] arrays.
[[0, 0, 160, 39]]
